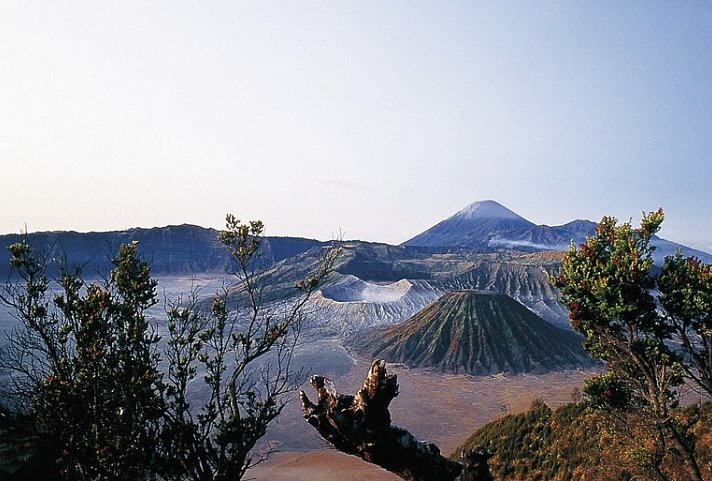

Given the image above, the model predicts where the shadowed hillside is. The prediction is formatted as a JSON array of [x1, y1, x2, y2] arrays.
[[0, 226, 322, 277]]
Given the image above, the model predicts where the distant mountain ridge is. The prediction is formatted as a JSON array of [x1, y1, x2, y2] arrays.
[[349, 290, 596, 375], [3, 201, 706, 332], [403, 200, 712, 263], [0, 225, 322, 278]]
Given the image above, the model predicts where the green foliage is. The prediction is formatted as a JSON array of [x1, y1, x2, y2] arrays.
[[554, 209, 711, 481], [161, 214, 337, 481], [582, 371, 632, 410], [659, 252, 712, 396], [1, 240, 164, 481], [555, 211, 682, 407], [1, 215, 338, 481]]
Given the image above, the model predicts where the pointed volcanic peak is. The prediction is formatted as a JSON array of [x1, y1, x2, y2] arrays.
[[454, 200, 531, 222], [349, 290, 596, 375], [403, 200, 536, 249]]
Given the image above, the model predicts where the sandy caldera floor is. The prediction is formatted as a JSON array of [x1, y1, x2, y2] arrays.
[[248, 347, 597, 481]]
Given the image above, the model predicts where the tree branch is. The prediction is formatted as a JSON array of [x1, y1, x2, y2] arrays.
[[299, 360, 492, 481]]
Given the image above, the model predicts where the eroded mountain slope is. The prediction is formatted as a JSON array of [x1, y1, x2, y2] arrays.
[[349, 290, 594, 375]]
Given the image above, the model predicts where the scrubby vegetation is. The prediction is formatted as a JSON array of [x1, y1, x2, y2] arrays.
[[0, 216, 336, 481], [456, 399, 712, 481], [554, 210, 712, 481]]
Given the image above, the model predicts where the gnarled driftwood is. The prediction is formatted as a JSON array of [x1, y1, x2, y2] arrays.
[[299, 359, 492, 481]]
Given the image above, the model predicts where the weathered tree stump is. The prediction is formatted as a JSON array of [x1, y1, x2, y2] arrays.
[[300, 359, 492, 481]]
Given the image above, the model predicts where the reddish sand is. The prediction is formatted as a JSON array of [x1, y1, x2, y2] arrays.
[[247, 358, 597, 480], [249, 451, 402, 481]]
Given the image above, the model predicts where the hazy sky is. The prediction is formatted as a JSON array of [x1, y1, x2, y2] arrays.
[[1, 2, 711, 252]]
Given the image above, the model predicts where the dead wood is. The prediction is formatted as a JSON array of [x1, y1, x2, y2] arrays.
[[299, 359, 492, 481]]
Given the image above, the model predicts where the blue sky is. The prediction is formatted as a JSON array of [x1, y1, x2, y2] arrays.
[[1, 2, 711, 252]]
